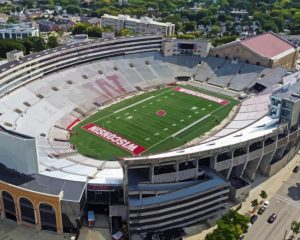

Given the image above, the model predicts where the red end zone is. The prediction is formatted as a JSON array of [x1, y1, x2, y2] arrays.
[[174, 87, 229, 105], [82, 123, 146, 155]]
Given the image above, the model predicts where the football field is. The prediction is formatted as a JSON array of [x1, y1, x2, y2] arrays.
[[70, 85, 238, 160]]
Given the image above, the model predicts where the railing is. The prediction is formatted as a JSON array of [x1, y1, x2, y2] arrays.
[[177, 168, 196, 181], [152, 172, 177, 183], [248, 148, 263, 160], [264, 142, 276, 154], [277, 136, 288, 147], [215, 159, 231, 171], [289, 131, 298, 142], [232, 154, 247, 166]]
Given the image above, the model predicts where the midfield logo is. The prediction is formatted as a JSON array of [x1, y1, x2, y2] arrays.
[[156, 109, 167, 117]]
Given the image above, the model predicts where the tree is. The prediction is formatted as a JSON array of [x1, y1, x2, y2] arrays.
[[117, 28, 134, 36], [48, 36, 58, 48], [22, 0, 35, 8], [22, 36, 48, 53], [182, 21, 196, 32], [291, 221, 300, 236], [71, 22, 89, 35], [0, 39, 25, 58], [66, 5, 81, 14], [7, 17, 15, 24], [48, 0, 55, 6], [211, 25, 221, 34], [260, 190, 268, 200], [251, 199, 259, 208], [87, 26, 102, 37], [206, 210, 250, 240]]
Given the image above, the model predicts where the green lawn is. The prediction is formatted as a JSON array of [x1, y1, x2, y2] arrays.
[[70, 85, 239, 160]]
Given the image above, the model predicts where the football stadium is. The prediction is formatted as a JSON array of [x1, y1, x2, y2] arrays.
[[0, 33, 299, 239]]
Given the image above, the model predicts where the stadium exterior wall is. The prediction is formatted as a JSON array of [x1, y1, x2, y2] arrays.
[[122, 123, 300, 236], [0, 181, 63, 233]]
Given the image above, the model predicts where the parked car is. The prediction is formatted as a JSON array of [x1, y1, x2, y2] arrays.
[[268, 213, 277, 223], [263, 200, 270, 208], [250, 215, 258, 224], [246, 222, 252, 230], [293, 166, 299, 173], [258, 206, 266, 215]]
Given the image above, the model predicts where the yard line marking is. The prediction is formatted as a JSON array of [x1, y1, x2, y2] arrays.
[[114, 96, 154, 113], [172, 114, 211, 137]]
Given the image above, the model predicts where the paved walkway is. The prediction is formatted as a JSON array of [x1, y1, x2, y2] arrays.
[[185, 153, 300, 240], [0, 220, 74, 240]]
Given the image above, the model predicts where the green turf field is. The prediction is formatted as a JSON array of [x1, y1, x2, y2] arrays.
[[70, 85, 239, 160]]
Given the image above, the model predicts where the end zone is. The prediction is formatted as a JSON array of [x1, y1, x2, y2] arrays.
[[82, 123, 146, 155], [174, 87, 230, 105]]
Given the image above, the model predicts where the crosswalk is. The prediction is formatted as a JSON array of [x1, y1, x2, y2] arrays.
[[273, 193, 300, 209]]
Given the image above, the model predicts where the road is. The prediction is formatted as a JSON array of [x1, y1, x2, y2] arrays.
[[244, 170, 300, 240]]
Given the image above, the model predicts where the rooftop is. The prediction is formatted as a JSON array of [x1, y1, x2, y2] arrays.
[[273, 79, 300, 102], [0, 163, 86, 201], [241, 32, 294, 58]]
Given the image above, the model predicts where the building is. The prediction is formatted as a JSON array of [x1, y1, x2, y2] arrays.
[[210, 32, 298, 69], [0, 22, 39, 39], [37, 20, 59, 32], [162, 38, 212, 57], [118, 0, 128, 6], [0, 34, 299, 239], [80, 17, 101, 27], [6, 50, 24, 62], [101, 14, 175, 36]]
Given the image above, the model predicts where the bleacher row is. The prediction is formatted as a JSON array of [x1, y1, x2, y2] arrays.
[[202, 94, 270, 143], [193, 57, 269, 92]]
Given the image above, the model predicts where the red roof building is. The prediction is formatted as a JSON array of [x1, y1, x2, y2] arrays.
[[241, 32, 294, 58], [210, 32, 297, 69]]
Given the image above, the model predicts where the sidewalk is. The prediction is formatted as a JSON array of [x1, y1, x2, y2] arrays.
[[184, 153, 300, 240]]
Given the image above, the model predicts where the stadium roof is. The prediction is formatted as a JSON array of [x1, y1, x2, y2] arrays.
[[241, 32, 294, 58]]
